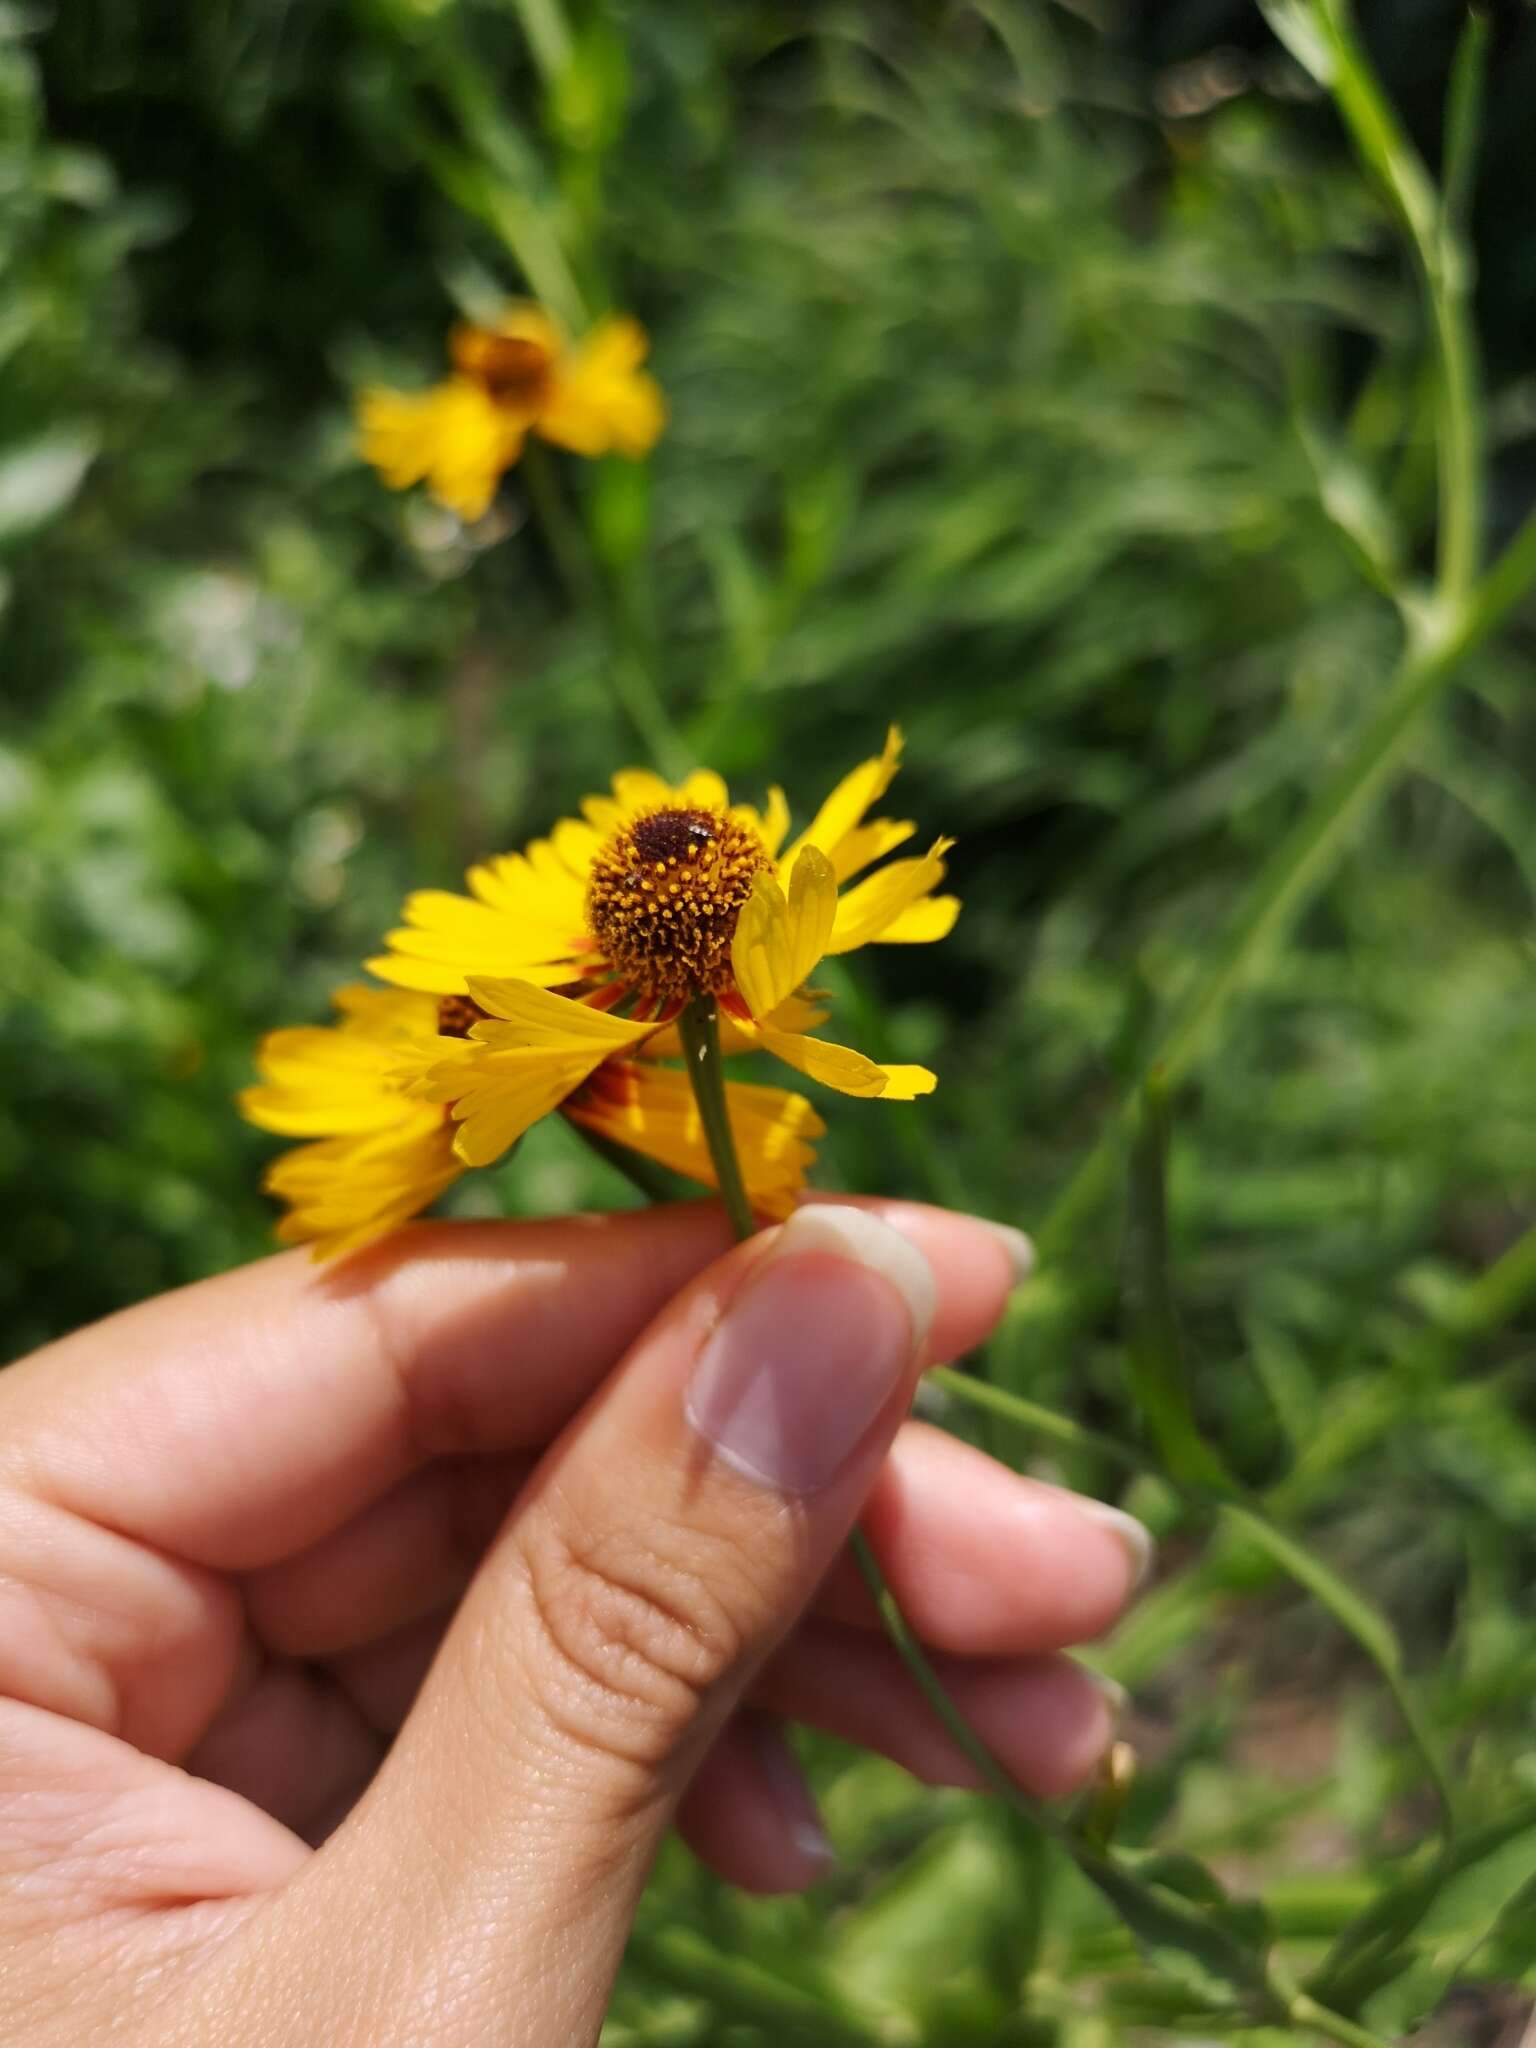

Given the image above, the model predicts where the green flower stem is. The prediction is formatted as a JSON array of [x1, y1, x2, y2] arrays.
[[675, 998, 757, 1242]]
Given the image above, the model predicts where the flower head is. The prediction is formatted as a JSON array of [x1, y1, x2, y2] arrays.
[[358, 301, 665, 520], [242, 731, 955, 1257]]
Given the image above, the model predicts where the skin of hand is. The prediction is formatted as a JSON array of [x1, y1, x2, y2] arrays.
[[0, 1196, 1149, 2048]]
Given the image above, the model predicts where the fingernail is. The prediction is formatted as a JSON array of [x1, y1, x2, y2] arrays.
[[1081, 1500, 1155, 1592], [686, 1206, 934, 1495], [748, 1717, 836, 1873], [982, 1221, 1035, 1285]]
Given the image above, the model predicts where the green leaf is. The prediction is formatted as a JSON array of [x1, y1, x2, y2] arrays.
[[1443, 8, 1490, 236], [1256, 0, 1336, 85], [1124, 1075, 1232, 1491], [1311, 1798, 1536, 2016], [1070, 1843, 1272, 2013]]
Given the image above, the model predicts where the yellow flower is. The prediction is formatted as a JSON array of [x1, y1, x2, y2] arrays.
[[241, 733, 954, 1257], [239, 986, 470, 1259], [369, 725, 957, 1163], [357, 300, 666, 518]]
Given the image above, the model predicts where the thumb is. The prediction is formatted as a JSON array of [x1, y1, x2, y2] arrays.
[[288, 1206, 933, 2047]]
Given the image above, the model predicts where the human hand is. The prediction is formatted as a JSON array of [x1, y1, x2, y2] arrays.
[[0, 1199, 1147, 2046]]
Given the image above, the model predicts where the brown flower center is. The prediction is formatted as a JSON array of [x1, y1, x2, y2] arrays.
[[585, 805, 772, 1003]]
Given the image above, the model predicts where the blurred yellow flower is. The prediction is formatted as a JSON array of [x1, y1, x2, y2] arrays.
[[357, 300, 665, 520], [242, 730, 954, 1257]]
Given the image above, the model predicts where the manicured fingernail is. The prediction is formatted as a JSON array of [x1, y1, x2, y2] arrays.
[[982, 1221, 1035, 1285], [748, 1717, 835, 1873], [686, 1206, 934, 1495], [1081, 1500, 1155, 1592]]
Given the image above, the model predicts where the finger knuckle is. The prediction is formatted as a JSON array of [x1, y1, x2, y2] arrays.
[[514, 1508, 753, 1776]]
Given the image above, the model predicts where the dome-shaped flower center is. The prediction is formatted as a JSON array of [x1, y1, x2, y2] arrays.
[[586, 805, 771, 1003]]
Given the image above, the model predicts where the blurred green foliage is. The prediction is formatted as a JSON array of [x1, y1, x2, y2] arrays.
[[5, 0, 1536, 2039]]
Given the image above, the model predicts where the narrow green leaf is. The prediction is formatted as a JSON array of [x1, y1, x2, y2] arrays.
[[1124, 1074, 1231, 1492], [1071, 1843, 1272, 2012], [1443, 8, 1489, 234], [1218, 1505, 1398, 1673], [1220, 1502, 1454, 1831]]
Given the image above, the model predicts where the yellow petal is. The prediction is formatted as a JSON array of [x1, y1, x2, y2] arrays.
[[329, 985, 444, 1039], [827, 839, 955, 955], [466, 978, 656, 1052], [757, 1023, 937, 1101], [780, 726, 903, 877], [369, 854, 591, 996], [604, 767, 674, 820], [536, 315, 667, 459], [824, 816, 917, 884], [357, 378, 524, 520], [730, 846, 838, 1021], [876, 895, 961, 945], [239, 1083, 406, 1138], [242, 986, 466, 1255], [365, 951, 579, 997], [676, 768, 730, 811], [413, 984, 657, 1165], [730, 785, 790, 859], [432, 1037, 639, 1166]]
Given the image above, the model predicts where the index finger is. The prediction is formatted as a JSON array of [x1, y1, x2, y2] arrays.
[[0, 1200, 1022, 1570]]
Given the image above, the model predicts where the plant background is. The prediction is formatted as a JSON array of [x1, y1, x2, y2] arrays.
[[4, 1, 1536, 2041]]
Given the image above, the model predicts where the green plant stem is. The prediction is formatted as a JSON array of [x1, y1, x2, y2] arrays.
[[1037, 545, 1536, 1269], [925, 1366, 1145, 1472], [1304, 0, 1480, 601], [675, 998, 757, 1241]]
